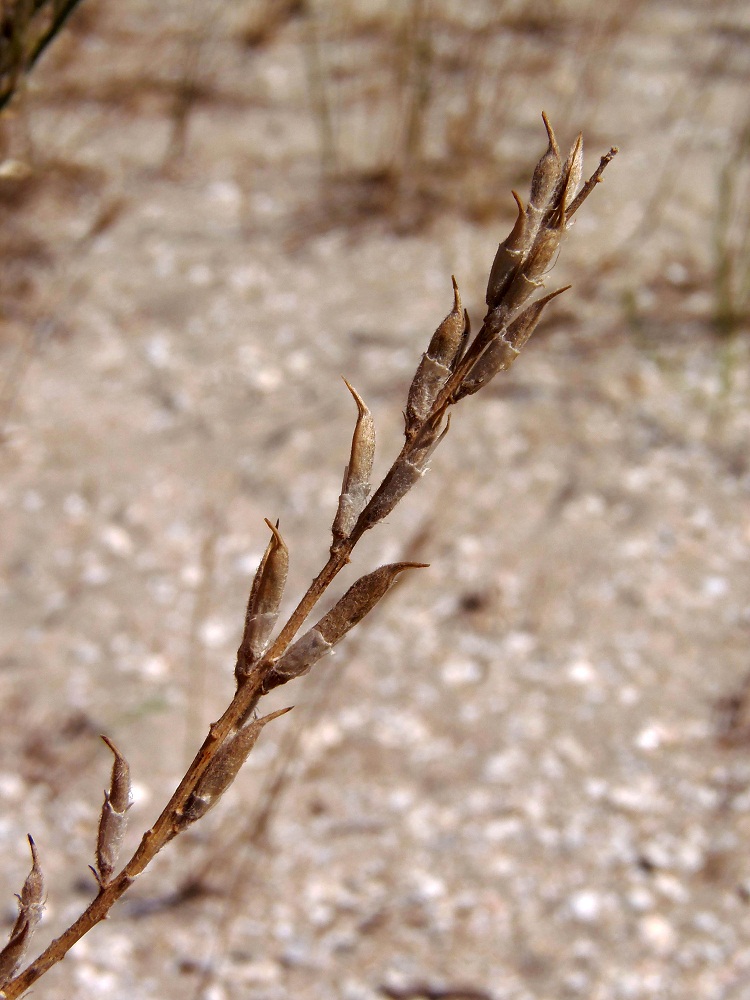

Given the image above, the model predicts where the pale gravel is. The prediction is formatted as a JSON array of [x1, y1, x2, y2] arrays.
[[1, 2, 749, 999]]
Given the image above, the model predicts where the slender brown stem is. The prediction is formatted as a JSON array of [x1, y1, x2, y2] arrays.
[[0, 118, 616, 999], [0, 668, 264, 998], [566, 146, 619, 219], [0, 0, 88, 112]]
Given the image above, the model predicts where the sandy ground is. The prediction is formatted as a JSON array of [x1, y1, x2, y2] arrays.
[[1, 1, 750, 998]]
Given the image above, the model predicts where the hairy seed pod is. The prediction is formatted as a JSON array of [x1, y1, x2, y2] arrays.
[[315, 562, 427, 646], [0, 836, 45, 987], [408, 416, 451, 471], [459, 340, 518, 398], [459, 286, 570, 398], [18, 837, 44, 918], [332, 380, 376, 545], [271, 627, 333, 681], [360, 455, 425, 529], [405, 277, 465, 433], [507, 285, 570, 351], [179, 707, 292, 827], [528, 112, 562, 214], [560, 133, 584, 220], [486, 191, 527, 308], [426, 276, 465, 365], [524, 224, 563, 284], [236, 520, 289, 681], [264, 564, 427, 691], [96, 736, 132, 886], [501, 269, 544, 315], [454, 309, 471, 371]]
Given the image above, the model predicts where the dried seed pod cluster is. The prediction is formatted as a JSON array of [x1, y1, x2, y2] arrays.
[[0, 837, 44, 988], [338, 115, 615, 548], [0, 115, 616, 999], [460, 114, 584, 396]]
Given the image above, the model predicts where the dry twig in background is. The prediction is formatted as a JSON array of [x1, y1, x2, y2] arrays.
[[0, 0, 87, 112], [0, 114, 616, 998]]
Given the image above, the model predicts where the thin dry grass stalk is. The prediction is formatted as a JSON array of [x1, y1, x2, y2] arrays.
[[0, 0, 87, 112], [0, 114, 616, 999]]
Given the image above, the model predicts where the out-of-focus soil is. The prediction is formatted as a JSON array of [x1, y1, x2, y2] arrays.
[[1, 2, 749, 998]]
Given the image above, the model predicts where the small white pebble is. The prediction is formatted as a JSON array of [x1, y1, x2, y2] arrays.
[[22, 490, 43, 512], [702, 576, 728, 598], [411, 870, 445, 901], [81, 562, 110, 586], [628, 887, 654, 912], [619, 685, 640, 705], [504, 631, 536, 655], [206, 179, 241, 208], [441, 658, 481, 686], [100, 524, 134, 557], [251, 367, 282, 392], [585, 778, 608, 799], [199, 618, 232, 649], [636, 725, 663, 750], [140, 653, 169, 680], [0, 773, 24, 800], [569, 889, 602, 922], [145, 334, 171, 368], [665, 261, 688, 285], [639, 914, 677, 955], [302, 721, 344, 755], [64, 493, 88, 520], [654, 874, 689, 903], [567, 659, 597, 684], [180, 564, 203, 587]]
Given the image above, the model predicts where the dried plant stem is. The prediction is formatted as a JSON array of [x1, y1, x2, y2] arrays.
[[0, 0, 87, 112], [0, 115, 615, 999], [566, 146, 619, 219]]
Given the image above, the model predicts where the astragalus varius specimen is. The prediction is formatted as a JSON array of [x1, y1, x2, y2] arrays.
[[0, 115, 616, 999]]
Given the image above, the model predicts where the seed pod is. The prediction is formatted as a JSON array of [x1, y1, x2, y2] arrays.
[[405, 277, 466, 433], [268, 563, 427, 690], [332, 380, 376, 545], [270, 627, 332, 682], [316, 562, 427, 645], [486, 191, 528, 308], [501, 268, 543, 315], [458, 340, 517, 398], [500, 211, 564, 315], [507, 285, 570, 351], [524, 224, 563, 284], [459, 286, 570, 398], [0, 836, 45, 987], [96, 736, 132, 886], [236, 519, 289, 681], [360, 455, 425, 529], [454, 308, 471, 371], [426, 276, 465, 366], [528, 112, 562, 215], [560, 133, 584, 220], [179, 707, 292, 827]]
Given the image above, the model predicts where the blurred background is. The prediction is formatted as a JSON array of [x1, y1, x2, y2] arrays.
[[0, 1, 749, 998]]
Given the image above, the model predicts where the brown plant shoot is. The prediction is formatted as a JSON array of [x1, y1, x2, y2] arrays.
[[0, 114, 616, 999]]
